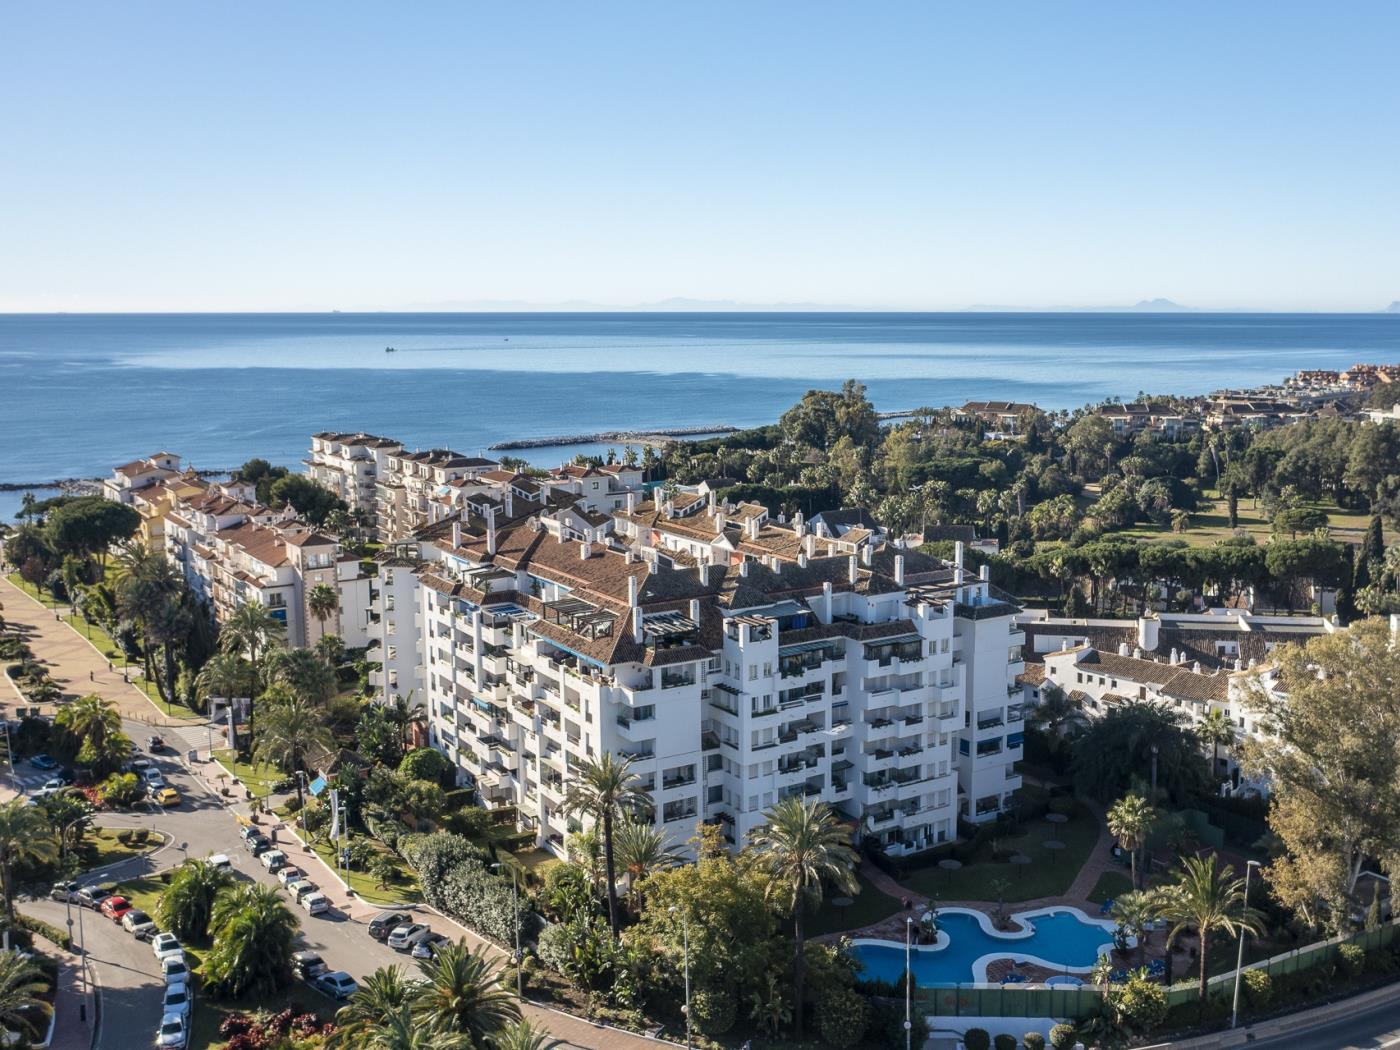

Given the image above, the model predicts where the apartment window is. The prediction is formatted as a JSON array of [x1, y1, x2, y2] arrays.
[[763, 663, 772, 677], [749, 666, 758, 681], [663, 798, 697, 822], [662, 764, 696, 789]]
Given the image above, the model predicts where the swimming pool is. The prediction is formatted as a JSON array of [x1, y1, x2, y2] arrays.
[[850, 907, 1120, 984]]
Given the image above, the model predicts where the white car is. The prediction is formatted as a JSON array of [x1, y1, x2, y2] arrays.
[[207, 853, 232, 871], [387, 923, 432, 951], [276, 866, 304, 887], [151, 933, 181, 959], [121, 909, 157, 939], [259, 850, 288, 872], [301, 892, 331, 916], [156, 1011, 188, 1048], [162, 982, 192, 1020], [142, 767, 165, 784], [161, 956, 190, 986], [286, 879, 318, 903], [314, 970, 359, 1001]]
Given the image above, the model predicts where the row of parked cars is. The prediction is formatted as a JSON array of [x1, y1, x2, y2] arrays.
[[237, 825, 333, 916], [49, 880, 196, 1047], [367, 910, 449, 959]]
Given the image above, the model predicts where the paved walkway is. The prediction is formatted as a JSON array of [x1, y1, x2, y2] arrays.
[[0, 574, 194, 728], [46, 950, 92, 1050]]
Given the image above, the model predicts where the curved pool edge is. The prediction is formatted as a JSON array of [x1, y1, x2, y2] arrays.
[[851, 905, 1129, 984]]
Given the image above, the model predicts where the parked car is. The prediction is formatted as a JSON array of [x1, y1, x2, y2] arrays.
[[156, 1011, 188, 1049], [161, 955, 190, 986], [387, 923, 432, 951], [314, 971, 359, 1001], [30, 754, 56, 771], [411, 932, 451, 960], [162, 982, 192, 1021], [49, 881, 79, 903], [151, 933, 182, 959], [243, 834, 271, 856], [76, 885, 116, 910], [122, 909, 157, 939], [100, 895, 133, 921], [147, 735, 166, 752], [130, 757, 152, 773], [286, 879, 318, 903], [259, 850, 288, 873], [301, 893, 331, 916], [276, 866, 304, 887], [30, 786, 64, 801], [292, 950, 328, 981], [41, 774, 73, 790], [207, 853, 232, 871], [368, 912, 410, 940], [238, 825, 262, 842], [153, 786, 181, 807]]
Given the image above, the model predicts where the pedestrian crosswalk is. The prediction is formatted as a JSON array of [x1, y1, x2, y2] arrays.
[[8, 770, 63, 791]]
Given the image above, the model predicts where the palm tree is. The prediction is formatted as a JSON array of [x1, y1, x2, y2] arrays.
[[1156, 855, 1263, 1003], [357, 1005, 471, 1050], [204, 883, 298, 998], [145, 591, 192, 705], [263, 647, 338, 704], [315, 632, 345, 669], [308, 583, 340, 640], [194, 651, 253, 713], [37, 790, 92, 867], [253, 690, 334, 810], [1198, 708, 1236, 780], [0, 801, 57, 924], [411, 941, 520, 1046], [113, 547, 182, 684], [612, 817, 680, 911], [387, 690, 427, 752], [561, 753, 652, 936], [749, 797, 858, 1039], [55, 694, 130, 775], [1107, 792, 1156, 890], [157, 859, 235, 940], [1111, 890, 1157, 966], [0, 951, 52, 1040], [333, 965, 414, 1048], [491, 1020, 561, 1050], [220, 601, 286, 733]]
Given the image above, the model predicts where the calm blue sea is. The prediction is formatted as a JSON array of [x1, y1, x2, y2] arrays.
[[2, 312, 1397, 519]]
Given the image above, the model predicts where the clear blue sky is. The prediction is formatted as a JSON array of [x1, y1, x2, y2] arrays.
[[4, 3, 1398, 312]]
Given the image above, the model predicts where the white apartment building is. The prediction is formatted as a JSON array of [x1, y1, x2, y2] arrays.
[[368, 515, 1024, 860], [306, 432, 403, 523], [102, 452, 185, 504], [375, 449, 501, 541], [542, 463, 646, 513]]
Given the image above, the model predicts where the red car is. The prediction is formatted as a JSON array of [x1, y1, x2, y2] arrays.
[[100, 895, 132, 921]]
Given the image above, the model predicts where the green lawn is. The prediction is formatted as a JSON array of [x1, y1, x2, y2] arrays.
[[110, 873, 169, 917], [1086, 870, 1134, 905], [83, 826, 163, 870], [1102, 490, 1385, 549], [304, 834, 420, 906], [211, 750, 284, 798], [901, 804, 1103, 903], [806, 869, 905, 937]]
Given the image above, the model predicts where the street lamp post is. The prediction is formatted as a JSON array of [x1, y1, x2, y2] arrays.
[[1231, 859, 1261, 1029], [60, 817, 89, 1024], [669, 906, 692, 1050], [1150, 743, 1159, 802], [491, 862, 523, 998], [904, 916, 914, 1050]]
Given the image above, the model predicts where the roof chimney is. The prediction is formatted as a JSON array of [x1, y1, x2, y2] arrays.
[[698, 562, 710, 587], [953, 541, 965, 582], [451, 521, 461, 549], [1118, 642, 1130, 656], [580, 541, 592, 560], [794, 510, 805, 537], [632, 606, 644, 644], [689, 598, 701, 623], [772, 558, 781, 575], [626, 491, 637, 514], [1169, 647, 1179, 664], [707, 489, 716, 511], [848, 554, 859, 585], [627, 573, 638, 607], [1137, 615, 1160, 653], [663, 501, 674, 519], [821, 580, 833, 622], [798, 552, 809, 569], [979, 564, 990, 582], [747, 516, 759, 539], [803, 533, 816, 557], [861, 545, 872, 566], [716, 513, 727, 532], [1133, 647, 1142, 659], [486, 506, 497, 556], [739, 559, 749, 578], [894, 555, 905, 587], [625, 549, 635, 564], [1192, 660, 1201, 674]]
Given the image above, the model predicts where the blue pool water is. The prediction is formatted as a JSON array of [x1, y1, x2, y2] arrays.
[[851, 910, 1115, 985]]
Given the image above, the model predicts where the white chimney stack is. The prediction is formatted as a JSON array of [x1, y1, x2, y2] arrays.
[[804, 533, 816, 557], [979, 564, 990, 582], [772, 558, 781, 575], [1137, 615, 1160, 653], [798, 552, 809, 569], [821, 580, 833, 622], [739, 559, 749, 577], [632, 606, 644, 644], [627, 574, 638, 607], [708, 489, 716, 511], [794, 510, 805, 537], [848, 554, 859, 585], [689, 598, 701, 623], [626, 491, 637, 514], [486, 506, 497, 556], [861, 544, 872, 567], [894, 554, 905, 586], [1119, 642, 1130, 656], [580, 541, 592, 560], [504, 489, 514, 519], [451, 521, 461, 549], [954, 541, 965, 581], [698, 562, 711, 587]]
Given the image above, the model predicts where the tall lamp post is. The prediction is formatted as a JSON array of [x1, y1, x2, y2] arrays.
[[60, 818, 89, 1024], [490, 862, 523, 997], [669, 906, 692, 1050], [904, 916, 914, 1050], [1230, 859, 1261, 1029]]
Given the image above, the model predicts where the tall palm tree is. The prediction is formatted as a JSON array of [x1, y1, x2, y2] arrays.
[[612, 817, 680, 912], [315, 632, 345, 669], [308, 583, 340, 640], [253, 690, 334, 810], [1107, 792, 1156, 890], [749, 797, 858, 1039], [220, 601, 286, 733], [1198, 708, 1236, 780], [55, 694, 130, 775], [113, 548, 182, 685], [146, 591, 192, 705], [0, 801, 57, 924], [194, 651, 254, 713], [387, 690, 427, 752], [157, 859, 235, 940], [492, 1020, 561, 1050], [0, 951, 52, 1040], [411, 941, 520, 1046], [561, 753, 651, 936], [359, 1005, 471, 1050], [263, 647, 338, 705], [333, 965, 414, 1049], [1155, 855, 1263, 1003], [204, 883, 298, 998], [1110, 890, 1157, 966]]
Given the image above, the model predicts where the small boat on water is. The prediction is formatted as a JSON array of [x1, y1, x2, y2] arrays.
[[385, 346, 397, 353]]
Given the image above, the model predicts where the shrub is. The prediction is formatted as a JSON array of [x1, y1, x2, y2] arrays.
[[1338, 942, 1367, 977], [963, 1028, 991, 1050], [15, 913, 72, 950], [1109, 970, 1168, 1033], [1023, 1034, 1046, 1050], [132, 828, 149, 845], [536, 922, 572, 975], [691, 986, 737, 1035], [815, 986, 867, 1048], [115, 829, 133, 846], [1048, 795, 1076, 816], [993, 1035, 1017, 1050], [98, 772, 142, 808], [1242, 968, 1272, 1007], [1048, 1024, 1077, 1050]]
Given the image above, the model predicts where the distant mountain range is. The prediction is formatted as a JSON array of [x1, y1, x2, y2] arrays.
[[1382, 301, 1400, 314], [398, 296, 1194, 313]]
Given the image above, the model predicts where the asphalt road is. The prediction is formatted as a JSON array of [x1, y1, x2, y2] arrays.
[[1242, 996, 1400, 1050]]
